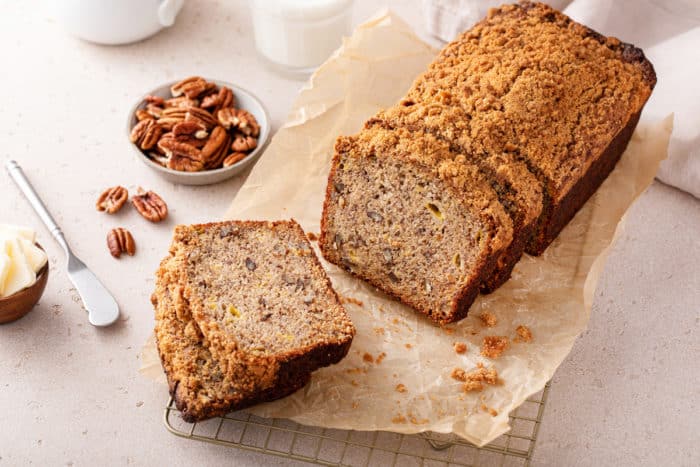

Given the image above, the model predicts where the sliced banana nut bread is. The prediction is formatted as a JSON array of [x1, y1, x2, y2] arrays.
[[320, 126, 513, 324], [367, 102, 543, 292], [153, 255, 311, 422], [403, 1, 655, 254], [157, 220, 355, 416]]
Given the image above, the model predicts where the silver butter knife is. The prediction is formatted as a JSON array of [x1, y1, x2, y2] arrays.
[[5, 160, 120, 327]]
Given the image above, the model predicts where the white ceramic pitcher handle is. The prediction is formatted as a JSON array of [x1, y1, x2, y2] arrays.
[[158, 0, 184, 27]]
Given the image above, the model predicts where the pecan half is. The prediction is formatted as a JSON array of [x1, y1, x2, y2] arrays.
[[204, 131, 231, 170], [158, 138, 205, 172], [164, 96, 199, 108], [185, 107, 218, 130], [173, 121, 208, 139], [231, 134, 257, 153], [217, 108, 260, 137], [170, 76, 209, 99], [131, 189, 168, 222], [96, 186, 128, 214], [144, 95, 166, 106], [135, 109, 154, 121], [223, 152, 247, 167], [159, 132, 206, 149], [161, 107, 188, 119], [130, 119, 162, 150], [107, 228, 136, 258], [201, 126, 228, 160], [145, 103, 163, 118], [201, 86, 235, 113]]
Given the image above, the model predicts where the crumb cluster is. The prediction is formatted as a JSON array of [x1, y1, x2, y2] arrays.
[[451, 363, 500, 393], [514, 324, 533, 343], [481, 336, 509, 358], [478, 311, 498, 327]]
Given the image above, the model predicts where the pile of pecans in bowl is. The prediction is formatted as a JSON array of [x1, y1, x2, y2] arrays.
[[130, 77, 261, 172]]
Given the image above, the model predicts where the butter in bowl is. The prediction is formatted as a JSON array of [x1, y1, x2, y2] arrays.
[[0, 224, 49, 324]]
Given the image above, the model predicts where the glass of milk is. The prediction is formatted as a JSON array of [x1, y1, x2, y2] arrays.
[[249, 0, 354, 78]]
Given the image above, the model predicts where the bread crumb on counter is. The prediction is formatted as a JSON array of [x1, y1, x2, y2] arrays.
[[481, 336, 509, 358], [451, 363, 500, 393], [395, 383, 407, 393], [306, 232, 319, 241], [362, 352, 374, 363], [478, 311, 498, 328], [340, 296, 364, 307], [352, 401, 359, 409], [514, 324, 533, 343], [376, 352, 387, 364], [453, 342, 468, 354], [351, 380, 359, 387], [405, 343, 413, 349]]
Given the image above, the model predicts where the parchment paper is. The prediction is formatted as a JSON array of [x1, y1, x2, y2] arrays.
[[140, 10, 672, 446]]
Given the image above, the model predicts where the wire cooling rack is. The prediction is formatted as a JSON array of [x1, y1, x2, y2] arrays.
[[163, 382, 550, 467]]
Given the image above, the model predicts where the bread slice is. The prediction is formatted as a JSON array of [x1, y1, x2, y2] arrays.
[[153, 255, 311, 422], [402, 1, 655, 254], [319, 127, 513, 324], [156, 220, 355, 419], [367, 102, 543, 292]]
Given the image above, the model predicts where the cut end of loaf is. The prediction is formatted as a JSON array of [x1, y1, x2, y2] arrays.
[[320, 129, 511, 324]]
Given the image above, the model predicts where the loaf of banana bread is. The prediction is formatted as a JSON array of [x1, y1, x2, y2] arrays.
[[320, 1, 655, 322]]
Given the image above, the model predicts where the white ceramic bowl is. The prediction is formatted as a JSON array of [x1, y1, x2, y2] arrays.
[[127, 80, 270, 186]]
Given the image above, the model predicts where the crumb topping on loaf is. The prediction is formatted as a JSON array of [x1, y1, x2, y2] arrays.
[[405, 1, 655, 200]]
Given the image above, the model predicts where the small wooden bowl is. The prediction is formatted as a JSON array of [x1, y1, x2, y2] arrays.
[[0, 244, 49, 324]]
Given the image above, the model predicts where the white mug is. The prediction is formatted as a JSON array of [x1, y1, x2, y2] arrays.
[[52, 0, 184, 45]]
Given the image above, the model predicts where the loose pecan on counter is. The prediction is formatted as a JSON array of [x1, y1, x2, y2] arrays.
[[107, 228, 136, 258], [96, 186, 128, 214], [131, 189, 168, 222]]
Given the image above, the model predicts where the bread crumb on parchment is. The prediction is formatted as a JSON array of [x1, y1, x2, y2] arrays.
[[479, 311, 498, 327], [451, 363, 501, 393], [514, 324, 533, 343], [481, 336, 509, 358]]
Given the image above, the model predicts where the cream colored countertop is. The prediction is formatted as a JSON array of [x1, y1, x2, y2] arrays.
[[0, 1, 697, 466]]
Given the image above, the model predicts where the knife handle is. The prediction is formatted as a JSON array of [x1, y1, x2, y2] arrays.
[[5, 160, 70, 254]]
